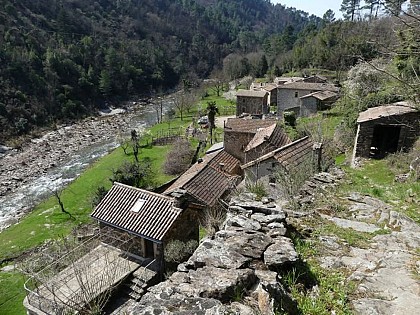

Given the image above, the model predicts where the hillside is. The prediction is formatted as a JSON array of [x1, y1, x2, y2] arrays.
[[0, 0, 319, 142]]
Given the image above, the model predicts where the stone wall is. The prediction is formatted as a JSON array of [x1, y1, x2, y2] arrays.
[[122, 194, 300, 315], [236, 95, 268, 116], [277, 88, 312, 113], [353, 112, 420, 159], [300, 97, 317, 117], [163, 207, 199, 245], [224, 130, 256, 162]]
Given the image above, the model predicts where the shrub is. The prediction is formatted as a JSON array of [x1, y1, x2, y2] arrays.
[[163, 139, 195, 175]]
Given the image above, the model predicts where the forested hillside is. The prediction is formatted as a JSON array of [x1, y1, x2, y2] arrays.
[[0, 0, 318, 141], [1, 0, 419, 143]]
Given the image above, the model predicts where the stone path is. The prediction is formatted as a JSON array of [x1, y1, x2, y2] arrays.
[[317, 193, 420, 315]]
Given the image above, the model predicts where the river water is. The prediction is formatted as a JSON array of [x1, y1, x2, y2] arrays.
[[0, 103, 167, 231]]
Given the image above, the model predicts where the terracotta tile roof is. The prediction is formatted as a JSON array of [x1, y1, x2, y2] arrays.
[[91, 183, 181, 242], [241, 136, 313, 170], [357, 101, 418, 123], [224, 118, 277, 133], [263, 83, 278, 91], [164, 150, 241, 206], [274, 136, 314, 170], [236, 89, 268, 97], [244, 124, 291, 152], [278, 82, 339, 92], [208, 149, 241, 174], [300, 90, 338, 101], [183, 166, 238, 206]]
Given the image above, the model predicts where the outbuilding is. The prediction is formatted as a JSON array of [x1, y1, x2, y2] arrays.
[[352, 102, 419, 164]]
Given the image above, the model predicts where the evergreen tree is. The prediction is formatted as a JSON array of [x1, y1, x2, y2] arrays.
[[340, 0, 361, 21]]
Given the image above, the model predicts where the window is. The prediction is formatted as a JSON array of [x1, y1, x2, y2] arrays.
[[294, 91, 298, 98], [131, 198, 146, 213]]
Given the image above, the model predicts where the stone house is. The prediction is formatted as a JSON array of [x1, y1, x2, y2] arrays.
[[277, 82, 339, 116], [241, 136, 318, 184], [236, 89, 269, 116], [164, 148, 242, 209], [352, 102, 420, 163], [223, 117, 290, 164], [300, 90, 338, 117], [250, 82, 278, 109], [91, 182, 199, 266]]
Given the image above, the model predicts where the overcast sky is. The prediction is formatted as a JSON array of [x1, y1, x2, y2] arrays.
[[271, 0, 343, 19]]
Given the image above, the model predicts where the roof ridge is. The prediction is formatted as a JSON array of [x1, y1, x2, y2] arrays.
[[114, 182, 174, 201]]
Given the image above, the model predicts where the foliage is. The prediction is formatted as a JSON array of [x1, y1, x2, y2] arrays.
[[283, 111, 297, 127], [91, 186, 108, 207], [164, 239, 198, 264], [163, 139, 195, 175], [199, 205, 228, 237], [244, 180, 268, 201], [0, 0, 318, 142], [111, 158, 155, 189]]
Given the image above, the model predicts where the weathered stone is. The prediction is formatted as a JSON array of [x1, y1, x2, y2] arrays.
[[267, 226, 287, 238], [183, 238, 250, 270], [215, 229, 273, 259], [180, 266, 256, 301], [226, 302, 257, 315], [321, 214, 381, 233], [254, 270, 298, 315], [251, 213, 286, 225], [225, 214, 261, 231], [128, 295, 225, 314], [264, 236, 298, 268]]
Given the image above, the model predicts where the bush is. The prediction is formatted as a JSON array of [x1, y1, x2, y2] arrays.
[[111, 158, 155, 189], [163, 139, 195, 175]]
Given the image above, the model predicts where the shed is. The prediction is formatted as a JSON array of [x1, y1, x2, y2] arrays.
[[352, 102, 420, 162], [300, 90, 338, 116]]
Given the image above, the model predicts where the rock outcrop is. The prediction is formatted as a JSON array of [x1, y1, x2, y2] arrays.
[[122, 196, 300, 314]]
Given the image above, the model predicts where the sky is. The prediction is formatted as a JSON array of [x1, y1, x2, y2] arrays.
[[271, 0, 343, 19]]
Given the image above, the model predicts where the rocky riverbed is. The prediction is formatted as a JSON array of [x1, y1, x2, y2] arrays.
[[0, 102, 158, 230]]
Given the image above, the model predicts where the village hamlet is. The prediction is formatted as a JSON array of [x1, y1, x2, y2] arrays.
[[21, 65, 420, 314]]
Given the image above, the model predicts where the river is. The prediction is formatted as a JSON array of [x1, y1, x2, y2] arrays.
[[0, 101, 170, 231]]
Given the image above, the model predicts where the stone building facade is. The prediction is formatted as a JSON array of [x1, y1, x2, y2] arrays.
[[223, 118, 280, 163], [236, 90, 268, 116], [277, 82, 339, 116], [352, 102, 420, 164]]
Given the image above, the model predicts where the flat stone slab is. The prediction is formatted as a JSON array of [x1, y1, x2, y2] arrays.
[[321, 214, 381, 233]]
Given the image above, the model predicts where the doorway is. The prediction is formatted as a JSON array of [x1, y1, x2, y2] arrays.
[[370, 124, 401, 158], [144, 239, 155, 258]]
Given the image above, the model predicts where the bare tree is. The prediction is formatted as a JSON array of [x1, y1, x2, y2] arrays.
[[209, 68, 228, 97], [172, 91, 198, 121], [199, 204, 227, 237], [51, 188, 74, 220], [163, 138, 195, 175]]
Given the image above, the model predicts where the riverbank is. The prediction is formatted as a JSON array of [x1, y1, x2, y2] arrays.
[[0, 102, 157, 230]]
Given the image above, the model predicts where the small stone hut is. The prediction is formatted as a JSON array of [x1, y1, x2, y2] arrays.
[[352, 102, 419, 163]]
